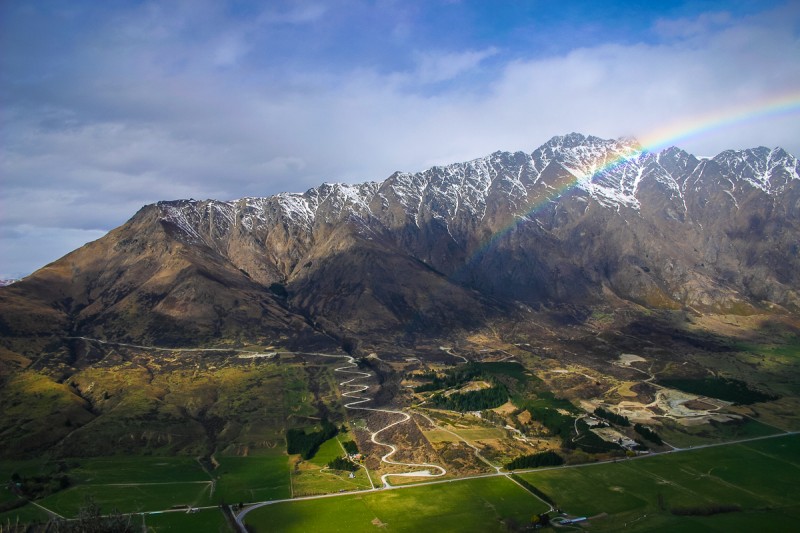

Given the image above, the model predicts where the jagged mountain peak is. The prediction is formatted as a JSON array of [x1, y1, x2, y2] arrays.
[[2, 133, 800, 356], [152, 135, 798, 250], [712, 145, 800, 192], [542, 132, 639, 150]]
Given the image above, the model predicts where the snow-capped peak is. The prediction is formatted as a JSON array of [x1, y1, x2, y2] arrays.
[[154, 134, 797, 248]]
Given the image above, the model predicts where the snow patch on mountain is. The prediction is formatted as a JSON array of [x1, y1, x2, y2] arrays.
[[155, 134, 798, 246]]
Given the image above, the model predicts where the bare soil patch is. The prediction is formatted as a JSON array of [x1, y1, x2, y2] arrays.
[[683, 399, 717, 410]]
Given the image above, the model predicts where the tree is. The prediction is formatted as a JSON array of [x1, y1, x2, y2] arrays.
[[47, 496, 134, 532], [634, 423, 663, 445], [327, 457, 358, 472]]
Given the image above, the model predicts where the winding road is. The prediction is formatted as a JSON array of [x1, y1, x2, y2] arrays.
[[64, 339, 797, 531], [310, 352, 447, 487], [233, 351, 450, 531]]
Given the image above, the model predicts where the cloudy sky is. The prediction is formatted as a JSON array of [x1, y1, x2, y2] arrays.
[[2, 0, 799, 279]]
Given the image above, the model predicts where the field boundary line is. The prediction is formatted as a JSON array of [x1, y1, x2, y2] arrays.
[[505, 473, 554, 512], [28, 500, 64, 520], [88, 481, 212, 486]]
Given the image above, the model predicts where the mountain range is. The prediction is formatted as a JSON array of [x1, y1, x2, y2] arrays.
[[2, 133, 799, 365]]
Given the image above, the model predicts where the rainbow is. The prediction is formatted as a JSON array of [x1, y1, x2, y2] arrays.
[[639, 89, 800, 153], [463, 90, 800, 267]]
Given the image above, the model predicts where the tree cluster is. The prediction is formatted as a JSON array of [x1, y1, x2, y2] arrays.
[[341, 440, 359, 455], [528, 406, 573, 440], [531, 512, 551, 526], [566, 421, 623, 453], [670, 503, 741, 516], [286, 417, 339, 459], [413, 363, 483, 392], [327, 457, 358, 472], [594, 406, 630, 426], [430, 385, 507, 411], [47, 497, 134, 532], [505, 450, 564, 470], [633, 423, 663, 445], [658, 377, 776, 405], [9, 471, 70, 501]]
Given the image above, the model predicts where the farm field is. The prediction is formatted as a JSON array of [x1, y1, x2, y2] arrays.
[[143, 508, 230, 532], [38, 481, 214, 518], [1, 453, 292, 521], [3, 341, 799, 532], [2, 456, 214, 521], [56, 456, 210, 484], [308, 436, 347, 467], [292, 436, 374, 496], [211, 454, 292, 505], [244, 475, 549, 532], [519, 433, 800, 532], [0, 502, 51, 527]]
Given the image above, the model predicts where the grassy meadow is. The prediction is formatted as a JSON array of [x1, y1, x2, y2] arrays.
[[519, 433, 800, 532], [214, 454, 292, 504], [143, 508, 230, 532], [244, 475, 549, 532], [291, 435, 374, 496]]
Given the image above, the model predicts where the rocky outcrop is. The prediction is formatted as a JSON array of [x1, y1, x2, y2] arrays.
[[2, 134, 798, 356]]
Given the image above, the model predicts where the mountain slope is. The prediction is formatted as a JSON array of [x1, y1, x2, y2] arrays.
[[1, 134, 799, 363]]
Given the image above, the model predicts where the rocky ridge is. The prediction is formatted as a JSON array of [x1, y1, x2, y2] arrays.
[[1, 133, 799, 357]]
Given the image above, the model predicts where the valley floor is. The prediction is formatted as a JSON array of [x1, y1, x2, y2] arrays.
[[2, 321, 799, 532]]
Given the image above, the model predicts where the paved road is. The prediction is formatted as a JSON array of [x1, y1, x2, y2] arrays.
[[302, 352, 447, 487], [233, 427, 799, 531], [67, 336, 274, 356], [234, 351, 449, 530], [59, 341, 798, 530]]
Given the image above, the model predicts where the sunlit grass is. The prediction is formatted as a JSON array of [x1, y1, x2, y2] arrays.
[[245, 475, 548, 532]]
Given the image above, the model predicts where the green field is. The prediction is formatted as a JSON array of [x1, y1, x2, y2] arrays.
[[6, 453, 290, 519], [4, 426, 799, 532], [39, 482, 214, 518], [4, 456, 211, 518], [292, 436, 373, 496], [308, 436, 346, 467], [659, 417, 782, 448], [283, 366, 318, 420], [0, 501, 51, 527], [144, 508, 230, 532], [244, 476, 549, 532], [519, 434, 800, 532], [291, 464, 373, 497], [214, 454, 292, 505], [59, 456, 210, 484]]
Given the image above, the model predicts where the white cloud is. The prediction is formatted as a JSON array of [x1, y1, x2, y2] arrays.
[[257, 3, 327, 25], [410, 47, 499, 84], [653, 11, 733, 39], [213, 35, 250, 67], [0, 226, 108, 279], [2, 2, 799, 276]]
